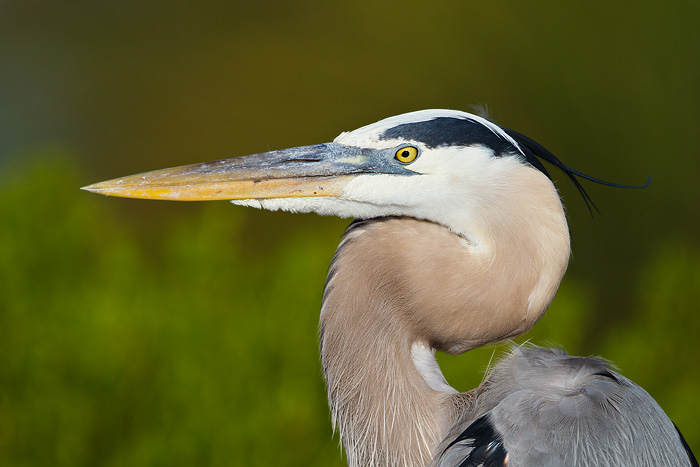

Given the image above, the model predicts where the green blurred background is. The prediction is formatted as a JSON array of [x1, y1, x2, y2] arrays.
[[1, 1, 699, 465]]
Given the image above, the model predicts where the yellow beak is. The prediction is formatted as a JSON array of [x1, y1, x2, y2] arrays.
[[82, 143, 369, 201]]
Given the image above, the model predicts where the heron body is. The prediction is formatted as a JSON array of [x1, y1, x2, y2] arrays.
[[85, 109, 696, 466]]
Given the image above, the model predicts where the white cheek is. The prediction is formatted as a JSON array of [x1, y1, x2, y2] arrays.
[[342, 174, 415, 207], [341, 146, 496, 208]]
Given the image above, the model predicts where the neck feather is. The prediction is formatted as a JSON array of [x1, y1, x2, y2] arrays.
[[320, 220, 448, 466], [319, 171, 570, 466]]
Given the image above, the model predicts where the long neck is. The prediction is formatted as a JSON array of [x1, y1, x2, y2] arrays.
[[321, 219, 448, 467], [320, 177, 570, 466]]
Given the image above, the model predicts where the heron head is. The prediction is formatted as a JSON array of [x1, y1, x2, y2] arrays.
[[83, 109, 644, 240]]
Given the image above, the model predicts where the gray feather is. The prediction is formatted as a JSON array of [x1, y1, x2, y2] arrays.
[[438, 346, 694, 466]]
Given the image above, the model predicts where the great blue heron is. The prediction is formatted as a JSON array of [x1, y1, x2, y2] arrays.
[[84, 109, 697, 466]]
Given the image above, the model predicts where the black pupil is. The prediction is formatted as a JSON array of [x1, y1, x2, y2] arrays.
[[401, 150, 410, 159]]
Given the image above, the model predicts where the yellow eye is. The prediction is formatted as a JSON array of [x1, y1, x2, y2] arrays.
[[395, 146, 419, 164]]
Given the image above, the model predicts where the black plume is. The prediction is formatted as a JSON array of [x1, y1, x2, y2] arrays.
[[502, 127, 651, 215]]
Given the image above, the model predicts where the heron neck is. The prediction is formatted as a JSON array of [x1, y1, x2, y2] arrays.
[[320, 219, 448, 466], [320, 206, 569, 465]]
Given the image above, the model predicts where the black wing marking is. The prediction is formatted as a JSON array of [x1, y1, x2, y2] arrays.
[[441, 414, 508, 467]]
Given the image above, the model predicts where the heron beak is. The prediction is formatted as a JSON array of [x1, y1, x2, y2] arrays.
[[82, 143, 374, 201]]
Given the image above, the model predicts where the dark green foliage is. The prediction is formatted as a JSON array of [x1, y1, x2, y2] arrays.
[[0, 158, 344, 466]]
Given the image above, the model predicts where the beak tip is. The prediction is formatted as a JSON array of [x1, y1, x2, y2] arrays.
[[81, 182, 109, 194], [81, 180, 128, 197]]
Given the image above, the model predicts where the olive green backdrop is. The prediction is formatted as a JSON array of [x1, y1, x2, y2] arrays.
[[1, 1, 698, 465]]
